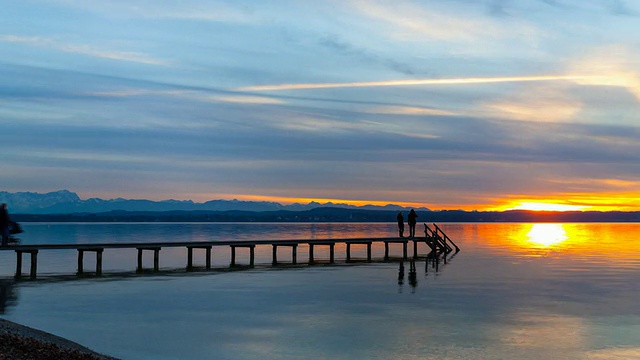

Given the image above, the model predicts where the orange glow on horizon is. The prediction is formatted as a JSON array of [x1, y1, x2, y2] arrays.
[[158, 191, 638, 212], [507, 202, 587, 212], [489, 192, 640, 212]]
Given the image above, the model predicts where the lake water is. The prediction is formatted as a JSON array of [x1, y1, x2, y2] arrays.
[[0, 222, 639, 359]]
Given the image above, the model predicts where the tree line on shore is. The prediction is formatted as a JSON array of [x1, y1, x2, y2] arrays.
[[11, 208, 640, 223]]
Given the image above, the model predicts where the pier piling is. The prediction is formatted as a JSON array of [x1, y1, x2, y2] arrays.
[[186, 245, 212, 271], [346, 241, 372, 262], [77, 248, 104, 275], [272, 243, 298, 265], [308, 242, 335, 263], [137, 247, 161, 272], [230, 244, 255, 267], [384, 240, 408, 260], [15, 250, 38, 279]]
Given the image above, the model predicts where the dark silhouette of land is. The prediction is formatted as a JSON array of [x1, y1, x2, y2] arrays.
[[10, 208, 640, 223]]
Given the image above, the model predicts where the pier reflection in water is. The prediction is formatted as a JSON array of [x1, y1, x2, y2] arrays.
[[0, 280, 17, 314]]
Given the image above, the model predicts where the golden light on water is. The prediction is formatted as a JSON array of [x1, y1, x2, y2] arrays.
[[479, 223, 639, 259], [526, 224, 568, 247]]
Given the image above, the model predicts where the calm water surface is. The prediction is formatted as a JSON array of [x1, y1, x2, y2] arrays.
[[0, 222, 639, 359]]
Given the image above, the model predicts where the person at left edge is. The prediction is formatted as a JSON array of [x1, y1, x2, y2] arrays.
[[0, 204, 10, 247]]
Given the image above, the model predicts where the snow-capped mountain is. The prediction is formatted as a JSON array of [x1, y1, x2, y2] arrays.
[[0, 190, 430, 214]]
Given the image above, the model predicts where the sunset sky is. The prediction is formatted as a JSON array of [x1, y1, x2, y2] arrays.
[[1, 0, 639, 211]]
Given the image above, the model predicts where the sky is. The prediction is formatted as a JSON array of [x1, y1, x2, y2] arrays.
[[1, 0, 639, 211]]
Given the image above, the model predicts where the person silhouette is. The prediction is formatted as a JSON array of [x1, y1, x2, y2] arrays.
[[0, 204, 9, 247], [396, 212, 405, 237], [408, 209, 418, 238]]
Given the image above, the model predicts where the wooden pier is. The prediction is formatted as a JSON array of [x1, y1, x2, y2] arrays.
[[1, 223, 459, 279]]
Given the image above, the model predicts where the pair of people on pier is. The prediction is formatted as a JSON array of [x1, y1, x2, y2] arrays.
[[397, 209, 417, 238]]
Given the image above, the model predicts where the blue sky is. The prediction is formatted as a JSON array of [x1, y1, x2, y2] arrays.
[[1, 0, 639, 210]]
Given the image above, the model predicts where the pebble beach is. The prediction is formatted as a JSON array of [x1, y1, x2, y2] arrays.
[[0, 319, 117, 360]]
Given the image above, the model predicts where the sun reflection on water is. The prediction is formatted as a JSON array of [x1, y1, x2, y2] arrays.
[[526, 224, 568, 248]]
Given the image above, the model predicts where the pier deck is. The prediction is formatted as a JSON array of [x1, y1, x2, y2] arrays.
[[1, 223, 459, 279]]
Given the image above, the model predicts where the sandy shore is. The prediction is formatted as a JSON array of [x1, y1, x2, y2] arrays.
[[0, 319, 119, 360]]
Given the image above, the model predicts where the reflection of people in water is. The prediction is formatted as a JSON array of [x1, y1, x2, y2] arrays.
[[408, 209, 418, 238], [396, 212, 404, 237], [0, 203, 10, 246], [408, 259, 417, 289]]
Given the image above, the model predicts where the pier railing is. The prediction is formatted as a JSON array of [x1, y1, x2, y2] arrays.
[[1, 225, 459, 279]]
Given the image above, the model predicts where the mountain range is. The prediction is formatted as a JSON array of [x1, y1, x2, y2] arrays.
[[0, 190, 431, 214]]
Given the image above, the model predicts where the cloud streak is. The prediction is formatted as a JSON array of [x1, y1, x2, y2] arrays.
[[0, 35, 168, 66], [237, 75, 599, 91]]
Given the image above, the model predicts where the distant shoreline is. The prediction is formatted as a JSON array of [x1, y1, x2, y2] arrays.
[[11, 208, 640, 223]]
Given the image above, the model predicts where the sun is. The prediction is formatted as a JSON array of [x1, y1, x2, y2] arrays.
[[509, 202, 587, 212], [526, 224, 568, 247]]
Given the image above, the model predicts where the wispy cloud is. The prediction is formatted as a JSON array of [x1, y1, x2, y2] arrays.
[[366, 106, 458, 117], [89, 88, 284, 105], [236, 75, 595, 92], [347, 0, 502, 42], [57, 0, 256, 23], [570, 45, 640, 101], [483, 86, 582, 122], [87, 89, 191, 97], [209, 96, 285, 105], [0, 35, 168, 66]]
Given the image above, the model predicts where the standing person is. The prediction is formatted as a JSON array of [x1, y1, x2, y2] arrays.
[[0, 204, 9, 247], [396, 212, 405, 237], [408, 209, 418, 238]]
